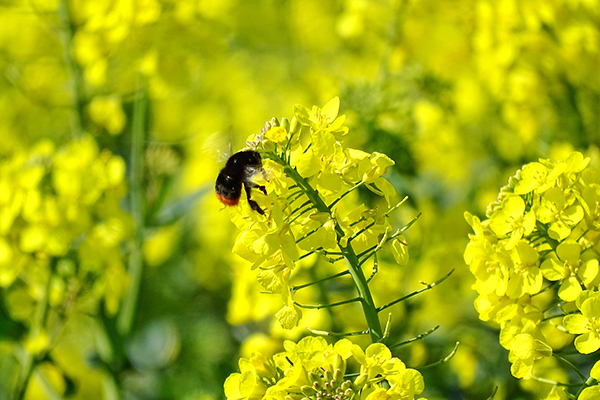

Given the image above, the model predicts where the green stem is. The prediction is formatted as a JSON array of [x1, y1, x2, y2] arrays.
[[417, 341, 460, 371], [575, 377, 596, 398], [348, 200, 414, 243], [58, 0, 85, 139], [294, 297, 361, 310], [552, 354, 587, 382], [529, 375, 582, 387], [308, 263, 342, 333], [389, 325, 440, 349], [366, 253, 378, 283], [328, 180, 364, 209], [15, 267, 53, 400], [306, 327, 370, 337], [292, 270, 350, 291], [271, 154, 384, 342], [378, 269, 454, 312], [541, 314, 565, 322], [485, 386, 499, 400], [117, 80, 147, 336]]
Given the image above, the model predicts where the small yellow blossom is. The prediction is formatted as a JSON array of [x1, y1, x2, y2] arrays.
[[563, 291, 600, 354]]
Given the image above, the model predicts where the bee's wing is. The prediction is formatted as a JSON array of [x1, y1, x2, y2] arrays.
[[202, 129, 233, 164]]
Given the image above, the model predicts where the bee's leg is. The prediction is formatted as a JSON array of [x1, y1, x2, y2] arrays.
[[246, 180, 267, 195], [244, 182, 265, 215], [248, 199, 265, 215]]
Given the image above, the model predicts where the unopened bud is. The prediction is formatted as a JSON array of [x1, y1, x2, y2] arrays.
[[333, 354, 346, 379], [323, 369, 332, 383], [290, 116, 301, 135], [301, 385, 317, 397], [309, 371, 323, 389], [353, 373, 367, 389], [262, 139, 275, 152], [333, 368, 343, 386], [263, 361, 277, 378]]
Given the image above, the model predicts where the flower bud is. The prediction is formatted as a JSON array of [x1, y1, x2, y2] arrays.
[[263, 360, 277, 378], [333, 368, 344, 386], [262, 139, 275, 152], [290, 116, 301, 135], [301, 385, 317, 397], [309, 371, 323, 389], [323, 368, 332, 383], [281, 117, 290, 132], [333, 353, 346, 379], [353, 373, 367, 389]]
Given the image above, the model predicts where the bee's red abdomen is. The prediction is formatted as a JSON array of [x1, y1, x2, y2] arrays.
[[216, 192, 240, 206]]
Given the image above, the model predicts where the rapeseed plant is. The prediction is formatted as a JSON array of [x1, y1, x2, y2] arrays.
[[222, 98, 446, 400], [465, 151, 600, 396]]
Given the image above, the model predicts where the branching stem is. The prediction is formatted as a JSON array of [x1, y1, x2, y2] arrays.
[[552, 354, 587, 382], [294, 297, 361, 310], [418, 341, 459, 371], [292, 270, 350, 291], [378, 269, 455, 312], [306, 327, 370, 337], [389, 325, 440, 349], [269, 152, 384, 342]]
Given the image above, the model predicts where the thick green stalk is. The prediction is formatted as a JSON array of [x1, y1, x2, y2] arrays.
[[117, 82, 147, 336], [274, 156, 383, 342], [15, 268, 53, 400], [58, 0, 85, 139]]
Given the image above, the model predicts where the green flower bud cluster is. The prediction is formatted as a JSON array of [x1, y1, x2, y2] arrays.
[[464, 152, 600, 383], [0, 135, 131, 328], [302, 365, 353, 400], [224, 336, 425, 400]]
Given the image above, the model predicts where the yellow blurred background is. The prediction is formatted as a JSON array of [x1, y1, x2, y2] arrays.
[[1, 0, 600, 399]]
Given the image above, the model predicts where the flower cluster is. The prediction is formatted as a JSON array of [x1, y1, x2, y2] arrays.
[[464, 152, 600, 381], [0, 135, 131, 320], [226, 98, 408, 329], [224, 336, 425, 400]]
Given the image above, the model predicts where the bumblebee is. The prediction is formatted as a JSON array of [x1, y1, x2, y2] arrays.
[[215, 150, 266, 214]]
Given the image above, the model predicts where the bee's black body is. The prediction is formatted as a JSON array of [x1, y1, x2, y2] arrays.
[[215, 150, 266, 214]]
